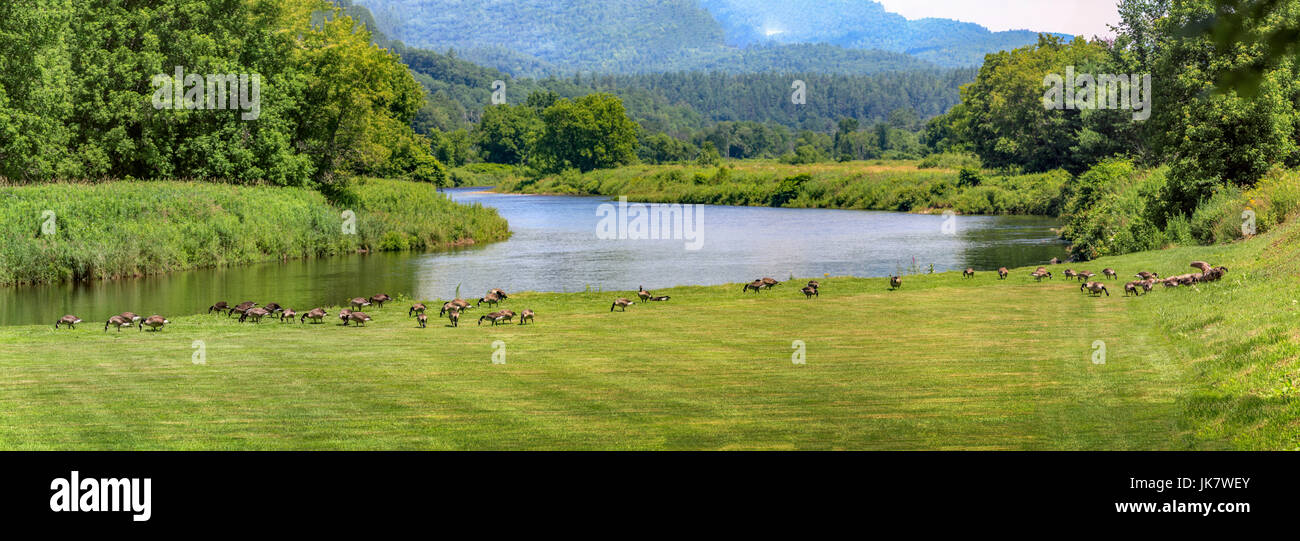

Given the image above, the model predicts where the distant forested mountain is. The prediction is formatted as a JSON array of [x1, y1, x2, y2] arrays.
[[698, 0, 1071, 68], [333, 0, 974, 166], [351, 0, 1062, 76], [390, 42, 971, 136]]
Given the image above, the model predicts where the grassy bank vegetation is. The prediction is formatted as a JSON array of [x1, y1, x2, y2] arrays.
[[1061, 161, 1300, 260], [1, 215, 1296, 449], [499, 159, 1069, 215], [0, 179, 509, 286], [497, 156, 1300, 262]]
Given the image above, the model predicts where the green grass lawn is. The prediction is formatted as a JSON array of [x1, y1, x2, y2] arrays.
[[1, 220, 1295, 450]]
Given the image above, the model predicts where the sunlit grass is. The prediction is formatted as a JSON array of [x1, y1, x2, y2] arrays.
[[4, 213, 1295, 449]]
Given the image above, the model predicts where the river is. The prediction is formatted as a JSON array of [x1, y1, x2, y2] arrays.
[[0, 187, 1067, 325]]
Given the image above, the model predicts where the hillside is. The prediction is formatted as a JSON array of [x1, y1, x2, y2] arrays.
[[351, 0, 1058, 75], [699, 0, 1070, 68]]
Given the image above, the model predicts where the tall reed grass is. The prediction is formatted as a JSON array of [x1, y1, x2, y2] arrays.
[[0, 179, 508, 286]]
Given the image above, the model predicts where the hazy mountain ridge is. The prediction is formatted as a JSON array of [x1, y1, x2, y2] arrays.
[[352, 0, 1065, 75], [698, 0, 1070, 67]]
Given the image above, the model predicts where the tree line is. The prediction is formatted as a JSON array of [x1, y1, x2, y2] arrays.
[[923, 0, 1299, 218], [0, 0, 443, 192]]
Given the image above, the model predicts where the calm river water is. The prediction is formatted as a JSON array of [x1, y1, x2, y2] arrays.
[[0, 188, 1067, 325]]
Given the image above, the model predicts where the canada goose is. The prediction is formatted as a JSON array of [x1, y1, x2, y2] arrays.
[[519, 309, 535, 325], [240, 307, 270, 323], [208, 301, 229, 314], [637, 286, 652, 302], [263, 303, 282, 313], [1049, 257, 1062, 265], [1189, 261, 1213, 273], [1081, 282, 1109, 297], [478, 310, 515, 326], [807, 280, 820, 289], [301, 308, 328, 324], [119, 312, 142, 323], [611, 298, 634, 311], [369, 294, 392, 308], [280, 309, 296, 322], [1102, 268, 1117, 280], [1141, 279, 1157, 293], [478, 293, 501, 308], [649, 296, 671, 302], [347, 312, 372, 327], [139, 315, 169, 331], [440, 299, 473, 317], [1063, 269, 1078, 280], [801, 286, 818, 298], [998, 267, 1009, 279], [742, 280, 764, 293], [417, 313, 428, 328], [759, 277, 780, 289], [962, 268, 975, 279], [339, 308, 353, 325], [889, 275, 902, 290], [349, 297, 371, 310], [1123, 281, 1142, 296], [1162, 278, 1181, 288], [104, 315, 132, 332], [55, 315, 83, 329], [227, 302, 256, 317], [1136, 271, 1159, 280], [447, 308, 460, 327], [1031, 270, 1052, 282], [409, 303, 427, 317], [488, 288, 508, 300]]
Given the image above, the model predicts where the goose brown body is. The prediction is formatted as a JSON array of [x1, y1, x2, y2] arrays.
[[104, 315, 132, 332], [139, 315, 169, 331], [55, 315, 82, 329], [301, 308, 328, 324]]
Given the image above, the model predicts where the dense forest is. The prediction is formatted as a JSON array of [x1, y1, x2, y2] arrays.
[[350, 0, 1054, 75], [924, 0, 1300, 259], [0, 0, 443, 190], [327, 0, 969, 170]]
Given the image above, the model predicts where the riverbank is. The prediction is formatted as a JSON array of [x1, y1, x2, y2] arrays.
[[496, 160, 1069, 216], [0, 178, 510, 286], [0, 215, 1291, 449]]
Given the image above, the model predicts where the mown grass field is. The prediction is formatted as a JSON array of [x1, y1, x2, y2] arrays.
[[0, 218, 1294, 450]]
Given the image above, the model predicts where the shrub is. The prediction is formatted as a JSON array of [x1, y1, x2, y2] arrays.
[[918, 151, 982, 170]]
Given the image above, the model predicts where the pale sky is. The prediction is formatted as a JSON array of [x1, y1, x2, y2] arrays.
[[877, 0, 1123, 38]]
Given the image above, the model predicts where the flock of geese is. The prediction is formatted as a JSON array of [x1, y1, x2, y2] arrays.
[[48, 259, 1228, 332], [1019, 259, 1228, 297], [50, 289, 535, 332]]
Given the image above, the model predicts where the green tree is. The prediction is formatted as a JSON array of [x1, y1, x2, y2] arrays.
[[533, 93, 638, 172], [476, 104, 539, 164], [949, 35, 1112, 173], [697, 140, 722, 166]]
